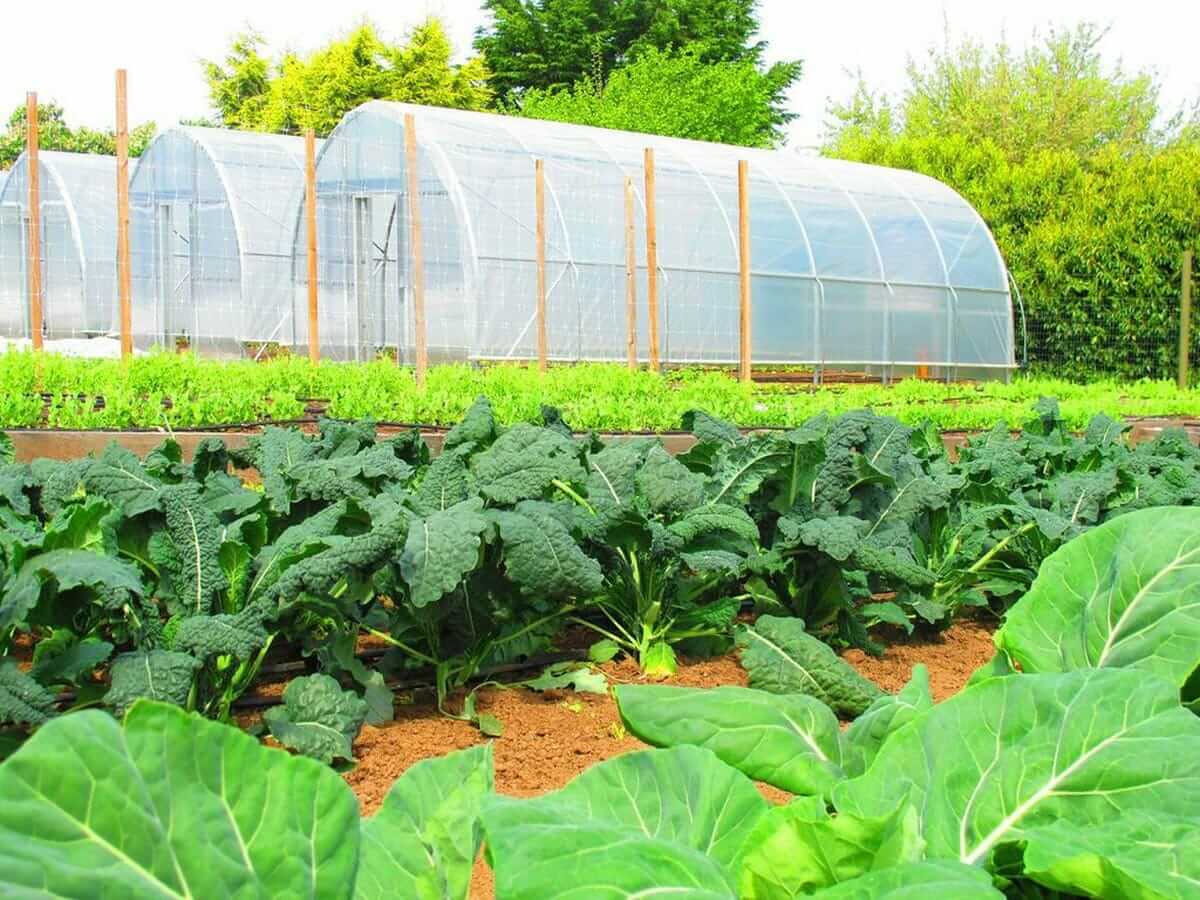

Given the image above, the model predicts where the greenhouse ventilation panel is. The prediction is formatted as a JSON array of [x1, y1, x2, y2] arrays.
[[130, 127, 318, 354], [0, 150, 118, 341], [298, 101, 1013, 374]]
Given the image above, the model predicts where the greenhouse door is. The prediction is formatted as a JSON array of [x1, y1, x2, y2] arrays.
[[154, 202, 194, 344], [351, 195, 404, 361]]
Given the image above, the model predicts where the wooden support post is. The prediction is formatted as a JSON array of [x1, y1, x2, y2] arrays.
[[535, 159, 547, 372], [115, 71, 132, 359], [624, 176, 637, 370], [1180, 249, 1195, 391], [737, 159, 752, 383], [305, 129, 319, 365], [26, 93, 42, 351], [404, 113, 427, 385], [643, 148, 659, 372]]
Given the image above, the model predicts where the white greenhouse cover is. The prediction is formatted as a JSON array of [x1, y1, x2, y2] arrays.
[[130, 127, 318, 353], [299, 101, 1013, 371], [0, 151, 118, 340]]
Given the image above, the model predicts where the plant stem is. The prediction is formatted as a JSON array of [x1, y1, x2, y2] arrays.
[[552, 479, 596, 515], [362, 626, 439, 666]]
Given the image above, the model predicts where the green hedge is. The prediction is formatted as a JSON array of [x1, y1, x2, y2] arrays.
[[4, 351, 1200, 433], [828, 134, 1200, 381]]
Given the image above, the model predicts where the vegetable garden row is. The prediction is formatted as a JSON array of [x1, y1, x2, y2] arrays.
[[5, 350, 1200, 432], [1, 393, 1200, 897]]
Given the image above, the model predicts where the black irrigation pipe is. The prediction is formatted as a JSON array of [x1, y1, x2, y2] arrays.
[[232, 649, 592, 711]]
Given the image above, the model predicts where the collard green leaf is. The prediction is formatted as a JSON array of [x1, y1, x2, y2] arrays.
[[400, 498, 489, 608], [481, 746, 766, 895], [0, 701, 359, 898], [841, 665, 932, 777], [492, 501, 603, 599], [1021, 813, 1200, 900], [106, 650, 200, 714], [833, 669, 1200, 867], [263, 673, 368, 764], [807, 861, 1003, 899], [471, 424, 584, 505], [739, 796, 924, 899], [996, 507, 1200, 688], [616, 684, 844, 796], [736, 616, 884, 716], [0, 662, 58, 726], [357, 744, 493, 900]]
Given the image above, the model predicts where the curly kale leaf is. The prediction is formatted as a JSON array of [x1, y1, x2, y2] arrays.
[[635, 446, 705, 516], [681, 409, 742, 447], [29, 634, 113, 687], [173, 603, 270, 662], [240, 427, 317, 516], [583, 439, 653, 522], [105, 650, 200, 715], [491, 501, 603, 599], [0, 662, 58, 726], [263, 673, 368, 764], [31, 458, 92, 518], [400, 498, 490, 608], [83, 443, 163, 516], [471, 425, 584, 505], [154, 483, 228, 618], [413, 446, 475, 515], [443, 396, 498, 451], [0, 463, 35, 517], [705, 434, 793, 506]]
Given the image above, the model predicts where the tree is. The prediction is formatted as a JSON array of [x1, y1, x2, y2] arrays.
[[825, 23, 1172, 163], [516, 47, 792, 146], [475, 0, 798, 102], [0, 103, 156, 171], [202, 18, 492, 137]]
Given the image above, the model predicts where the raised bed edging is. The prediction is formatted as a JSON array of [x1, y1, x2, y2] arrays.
[[7, 418, 1200, 464]]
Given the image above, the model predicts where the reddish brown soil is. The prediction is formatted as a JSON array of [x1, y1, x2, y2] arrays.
[[339, 620, 996, 899]]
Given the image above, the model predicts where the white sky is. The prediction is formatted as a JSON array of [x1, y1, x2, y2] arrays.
[[1, 0, 1197, 149]]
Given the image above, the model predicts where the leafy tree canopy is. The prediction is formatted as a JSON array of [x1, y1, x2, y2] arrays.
[[0, 103, 156, 171], [516, 46, 794, 146], [201, 18, 492, 137], [475, 0, 797, 101], [824, 23, 1186, 164]]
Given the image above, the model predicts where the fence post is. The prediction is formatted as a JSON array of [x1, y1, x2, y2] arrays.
[[26, 93, 42, 351], [643, 148, 660, 372], [404, 113, 427, 386], [738, 160, 752, 383], [624, 176, 637, 370], [1181, 249, 1195, 391], [535, 159, 547, 372], [305, 129, 319, 364], [115, 71, 132, 359]]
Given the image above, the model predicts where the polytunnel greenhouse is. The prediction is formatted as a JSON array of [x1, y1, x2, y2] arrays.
[[130, 127, 316, 354], [0, 150, 117, 340], [297, 101, 1013, 373]]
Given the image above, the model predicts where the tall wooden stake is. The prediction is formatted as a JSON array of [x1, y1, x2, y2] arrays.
[[115, 71, 132, 358], [404, 113, 427, 385], [1180, 249, 1195, 390], [737, 160, 752, 383], [305, 129, 319, 364], [26, 93, 42, 351], [535, 159, 547, 372], [643, 148, 659, 372], [624, 176, 637, 370]]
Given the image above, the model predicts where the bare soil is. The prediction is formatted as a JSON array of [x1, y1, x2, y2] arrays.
[[339, 619, 997, 899]]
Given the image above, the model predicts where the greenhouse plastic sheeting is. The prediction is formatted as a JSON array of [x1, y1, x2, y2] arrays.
[[297, 101, 1013, 371], [0, 151, 117, 340], [130, 127, 317, 353]]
